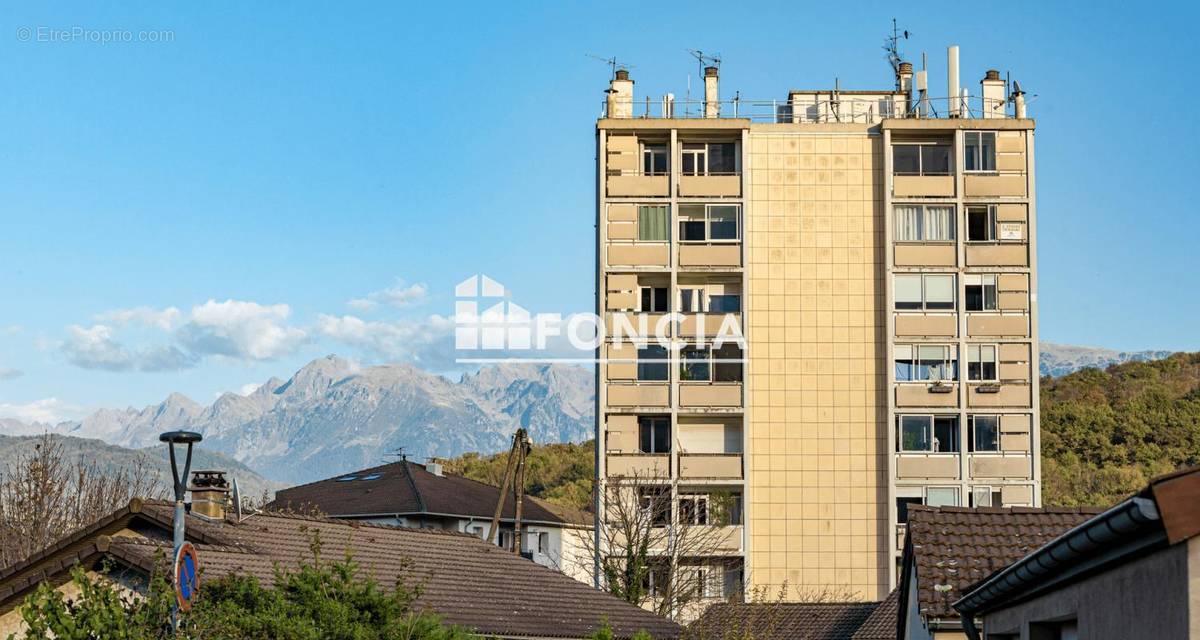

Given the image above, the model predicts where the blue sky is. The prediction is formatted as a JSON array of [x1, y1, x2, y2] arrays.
[[1, 1, 1197, 422]]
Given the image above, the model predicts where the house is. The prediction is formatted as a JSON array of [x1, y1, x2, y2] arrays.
[[267, 459, 591, 580], [689, 588, 899, 640], [952, 465, 1200, 639], [0, 491, 678, 640], [896, 505, 1103, 639]]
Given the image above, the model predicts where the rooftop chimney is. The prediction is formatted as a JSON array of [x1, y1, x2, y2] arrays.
[[189, 470, 230, 521], [947, 45, 961, 117], [426, 462, 444, 477], [607, 69, 634, 119], [896, 61, 914, 113], [703, 66, 719, 118], [980, 69, 1005, 118]]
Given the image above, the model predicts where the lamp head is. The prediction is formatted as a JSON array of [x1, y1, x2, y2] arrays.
[[159, 431, 203, 445]]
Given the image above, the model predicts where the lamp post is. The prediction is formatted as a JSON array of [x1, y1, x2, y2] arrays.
[[160, 430, 201, 628]]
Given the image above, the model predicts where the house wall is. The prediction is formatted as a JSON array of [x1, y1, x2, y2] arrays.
[[0, 569, 136, 639], [980, 543, 1191, 640]]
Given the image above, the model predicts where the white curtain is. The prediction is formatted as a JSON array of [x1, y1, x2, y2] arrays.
[[924, 206, 955, 241], [894, 206, 921, 241]]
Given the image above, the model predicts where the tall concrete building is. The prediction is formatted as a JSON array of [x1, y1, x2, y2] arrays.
[[594, 47, 1040, 604]]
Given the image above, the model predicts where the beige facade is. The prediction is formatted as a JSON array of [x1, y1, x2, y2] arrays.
[[596, 59, 1040, 605]]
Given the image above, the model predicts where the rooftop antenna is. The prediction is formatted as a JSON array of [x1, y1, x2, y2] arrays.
[[884, 18, 911, 72], [384, 446, 407, 462], [687, 49, 722, 78], [586, 53, 632, 82]]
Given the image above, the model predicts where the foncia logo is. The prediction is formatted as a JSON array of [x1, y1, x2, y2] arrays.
[[453, 274, 744, 364]]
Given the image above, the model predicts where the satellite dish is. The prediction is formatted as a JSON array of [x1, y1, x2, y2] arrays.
[[232, 478, 242, 522]]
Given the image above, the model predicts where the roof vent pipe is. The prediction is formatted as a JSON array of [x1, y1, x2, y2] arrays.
[[703, 66, 719, 118], [947, 45, 960, 117]]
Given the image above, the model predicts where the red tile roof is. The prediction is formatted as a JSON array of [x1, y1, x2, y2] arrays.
[[268, 460, 588, 526], [903, 505, 1103, 619], [690, 597, 894, 640]]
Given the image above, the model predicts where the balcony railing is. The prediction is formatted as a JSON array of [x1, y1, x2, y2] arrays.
[[602, 95, 1015, 123]]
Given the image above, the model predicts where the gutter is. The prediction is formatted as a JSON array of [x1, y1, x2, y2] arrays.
[[953, 496, 1165, 639]]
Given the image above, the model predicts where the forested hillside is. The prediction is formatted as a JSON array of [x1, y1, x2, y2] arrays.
[[1040, 352, 1200, 506]]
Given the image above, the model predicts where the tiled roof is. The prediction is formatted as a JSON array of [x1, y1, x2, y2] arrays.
[[3, 500, 677, 640], [850, 588, 898, 639], [904, 505, 1103, 619], [267, 460, 588, 526], [690, 600, 885, 640]]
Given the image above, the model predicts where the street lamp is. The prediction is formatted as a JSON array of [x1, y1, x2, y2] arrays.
[[160, 430, 202, 625]]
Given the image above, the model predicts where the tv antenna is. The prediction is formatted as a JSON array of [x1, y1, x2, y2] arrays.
[[884, 18, 911, 72], [688, 49, 721, 77], [586, 54, 632, 81]]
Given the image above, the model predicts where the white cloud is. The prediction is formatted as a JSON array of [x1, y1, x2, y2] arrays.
[[348, 281, 428, 312], [316, 313, 456, 369], [0, 397, 88, 424], [94, 306, 182, 330], [177, 300, 307, 361], [62, 324, 196, 372], [238, 382, 260, 396], [0, 367, 22, 380], [0, 325, 23, 337]]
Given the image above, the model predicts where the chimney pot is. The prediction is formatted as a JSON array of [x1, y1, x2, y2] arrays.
[[189, 470, 231, 521], [898, 61, 913, 74], [615, 69, 629, 81], [985, 69, 1001, 81], [704, 66, 719, 78]]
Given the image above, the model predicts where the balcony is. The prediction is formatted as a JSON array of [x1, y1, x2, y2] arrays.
[[605, 312, 669, 339], [606, 244, 669, 269], [606, 454, 670, 478], [964, 174, 1026, 198], [678, 174, 741, 197], [967, 383, 1032, 408], [893, 243, 956, 267], [893, 175, 954, 197], [679, 453, 743, 480], [895, 454, 959, 480], [678, 313, 742, 339], [894, 314, 957, 338], [969, 454, 1032, 480], [678, 382, 743, 409], [678, 243, 742, 268], [966, 314, 1029, 338], [607, 174, 669, 198], [606, 383, 670, 408], [684, 524, 743, 554], [894, 383, 959, 408], [965, 243, 1028, 267]]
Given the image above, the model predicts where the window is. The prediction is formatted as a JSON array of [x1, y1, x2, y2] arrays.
[[967, 344, 998, 381], [679, 204, 740, 242], [894, 274, 955, 311], [895, 496, 923, 524], [894, 344, 956, 382], [967, 205, 997, 242], [679, 494, 708, 525], [638, 487, 671, 526], [639, 417, 670, 453], [637, 346, 669, 381], [964, 132, 996, 172], [965, 275, 998, 311], [892, 144, 951, 175], [970, 486, 1003, 508], [898, 415, 959, 452], [637, 205, 669, 242], [894, 205, 955, 241], [643, 145, 668, 175], [679, 287, 704, 313], [708, 294, 741, 313], [926, 487, 960, 507], [499, 530, 514, 550], [682, 142, 737, 176], [534, 531, 550, 554], [469, 525, 485, 539], [640, 562, 670, 597], [970, 415, 1000, 452], [681, 344, 744, 382], [640, 286, 669, 312]]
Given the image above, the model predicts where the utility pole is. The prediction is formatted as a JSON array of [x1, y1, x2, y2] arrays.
[[511, 431, 531, 555], [487, 428, 531, 550]]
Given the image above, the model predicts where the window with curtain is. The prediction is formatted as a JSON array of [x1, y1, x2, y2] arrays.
[[895, 205, 953, 241], [968, 344, 998, 381], [924, 206, 955, 241], [637, 205, 669, 242], [895, 274, 956, 311], [895, 205, 922, 241]]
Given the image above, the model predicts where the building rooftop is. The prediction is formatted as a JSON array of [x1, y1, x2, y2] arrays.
[[689, 589, 899, 640], [0, 499, 675, 640], [268, 459, 590, 526], [900, 505, 1104, 620]]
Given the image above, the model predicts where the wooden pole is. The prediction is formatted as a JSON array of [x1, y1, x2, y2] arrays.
[[512, 430, 529, 555], [487, 431, 520, 548]]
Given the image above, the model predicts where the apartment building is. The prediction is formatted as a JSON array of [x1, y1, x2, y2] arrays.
[[594, 48, 1039, 605]]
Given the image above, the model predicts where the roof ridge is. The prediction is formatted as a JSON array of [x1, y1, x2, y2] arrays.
[[401, 460, 427, 513], [276, 460, 407, 494]]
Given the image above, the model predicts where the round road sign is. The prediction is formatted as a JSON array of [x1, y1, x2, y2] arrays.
[[174, 542, 200, 612]]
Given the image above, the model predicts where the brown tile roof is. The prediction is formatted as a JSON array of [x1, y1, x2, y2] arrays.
[[2, 500, 677, 640], [690, 600, 886, 640], [267, 460, 587, 525], [903, 505, 1103, 619], [849, 589, 898, 639]]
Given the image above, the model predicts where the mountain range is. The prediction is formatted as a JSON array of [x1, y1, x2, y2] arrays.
[[2, 356, 593, 485], [0, 344, 1174, 488]]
